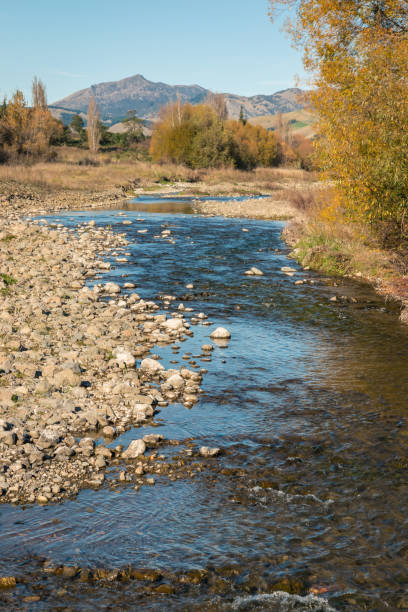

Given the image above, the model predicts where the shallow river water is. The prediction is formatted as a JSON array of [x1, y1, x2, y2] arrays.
[[1, 196, 408, 610]]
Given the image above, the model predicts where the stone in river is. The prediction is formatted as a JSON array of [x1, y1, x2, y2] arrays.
[[210, 327, 231, 339], [122, 439, 146, 459], [139, 358, 165, 374], [245, 267, 263, 276], [163, 318, 184, 331], [199, 446, 220, 457]]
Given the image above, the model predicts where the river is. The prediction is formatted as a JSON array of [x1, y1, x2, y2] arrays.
[[1, 196, 407, 610]]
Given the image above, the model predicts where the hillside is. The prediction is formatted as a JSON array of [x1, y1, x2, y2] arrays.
[[249, 109, 317, 140], [50, 74, 306, 124]]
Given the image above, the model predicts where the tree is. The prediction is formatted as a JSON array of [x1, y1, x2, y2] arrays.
[[32, 76, 47, 109], [70, 114, 85, 137], [0, 88, 61, 159], [269, 0, 408, 229], [239, 105, 247, 125], [87, 96, 101, 154], [150, 101, 278, 170], [204, 92, 229, 120], [122, 110, 145, 146]]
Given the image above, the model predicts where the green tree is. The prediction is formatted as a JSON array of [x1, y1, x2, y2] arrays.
[[70, 114, 85, 140]]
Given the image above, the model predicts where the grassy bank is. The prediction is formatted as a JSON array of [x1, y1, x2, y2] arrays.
[[284, 188, 408, 316]]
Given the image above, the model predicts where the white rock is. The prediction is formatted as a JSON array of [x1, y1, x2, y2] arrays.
[[139, 358, 165, 373], [103, 282, 121, 294], [163, 318, 184, 331], [114, 348, 136, 368], [122, 439, 146, 459], [281, 266, 297, 273], [167, 374, 185, 389], [245, 267, 263, 276], [210, 327, 231, 339], [199, 446, 220, 457]]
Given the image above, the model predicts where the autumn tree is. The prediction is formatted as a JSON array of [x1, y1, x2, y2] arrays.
[[269, 0, 408, 230], [87, 96, 101, 154], [150, 101, 278, 169], [0, 82, 61, 161], [32, 76, 47, 109]]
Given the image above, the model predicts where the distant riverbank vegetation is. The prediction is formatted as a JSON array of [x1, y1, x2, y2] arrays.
[[0, 81, 313, 172]]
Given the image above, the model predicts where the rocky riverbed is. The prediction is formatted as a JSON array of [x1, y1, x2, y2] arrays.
[[0, 213, 213, 505]]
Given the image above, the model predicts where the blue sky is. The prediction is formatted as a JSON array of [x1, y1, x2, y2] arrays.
[[1, 0, 305, 104]]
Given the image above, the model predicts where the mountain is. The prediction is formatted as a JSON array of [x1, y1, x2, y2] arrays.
[[50, 74, 306, 124]]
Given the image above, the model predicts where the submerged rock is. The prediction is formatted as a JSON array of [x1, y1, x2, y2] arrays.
[[199, 446, 221, 457]]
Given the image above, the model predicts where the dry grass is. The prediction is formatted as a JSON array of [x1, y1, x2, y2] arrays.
[[0, 147, 318, 197]]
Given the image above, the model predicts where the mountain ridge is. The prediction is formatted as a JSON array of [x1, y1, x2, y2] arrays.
[[51, 73, 306, 124]]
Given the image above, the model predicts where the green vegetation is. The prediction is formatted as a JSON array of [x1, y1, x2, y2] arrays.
[[0, 273, 16, 286]]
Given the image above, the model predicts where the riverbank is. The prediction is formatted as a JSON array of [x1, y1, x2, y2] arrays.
[[0, 214, 210, 506], [282, 215, 408, 321]]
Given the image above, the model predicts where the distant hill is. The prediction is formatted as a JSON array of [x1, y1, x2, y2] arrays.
[[50, 73, 306, 125], [249, 109, 317, 140]]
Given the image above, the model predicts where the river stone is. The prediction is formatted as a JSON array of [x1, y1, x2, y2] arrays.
[[104, 282, 121, 294], [122, 439, 146, 459], [114, 348, 136, 368], [199, 446, 220, 457], [53, 368, 81, 387], [210, 327, 231, 339], [163, 318, 184, 331], [0, 576, 16, 588], [167, 374, 184, 389], [245, 266, 263, 276], [281, 266, 296, 273], [139, 358, 165, 374], [37, 428, 61, 449], [143, 433, 165, 446]]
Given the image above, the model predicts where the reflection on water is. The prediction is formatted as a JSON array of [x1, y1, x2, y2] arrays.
[[2, 203, 408, 610]]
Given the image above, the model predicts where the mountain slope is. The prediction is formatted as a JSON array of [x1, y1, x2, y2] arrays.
[[51, 74, 306, 124]]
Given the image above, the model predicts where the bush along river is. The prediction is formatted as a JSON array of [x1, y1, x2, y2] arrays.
[[1, 195, 408, 611]]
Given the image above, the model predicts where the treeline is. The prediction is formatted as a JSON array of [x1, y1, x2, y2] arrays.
[[0, 78, 62, 162], [150, 98, 280, 170], [269, 0, 408, 236], [0, 78, 147, 163]]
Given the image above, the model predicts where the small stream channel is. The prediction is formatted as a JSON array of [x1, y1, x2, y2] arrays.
[[1, 195, 408, 610]]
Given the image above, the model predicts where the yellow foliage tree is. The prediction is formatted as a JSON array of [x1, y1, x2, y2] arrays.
[[150, 101, 278, 169], [269, 0, 408, 229], [0, 84, 61, 160]]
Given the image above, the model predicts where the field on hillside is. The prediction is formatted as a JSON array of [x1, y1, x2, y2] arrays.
[[249, 109, 317, 140]]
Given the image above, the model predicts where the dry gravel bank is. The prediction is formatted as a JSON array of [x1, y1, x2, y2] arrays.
[[0, 202, 210, 506]]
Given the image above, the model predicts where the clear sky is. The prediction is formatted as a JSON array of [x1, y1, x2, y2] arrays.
[[1, 0, 305, 104]]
